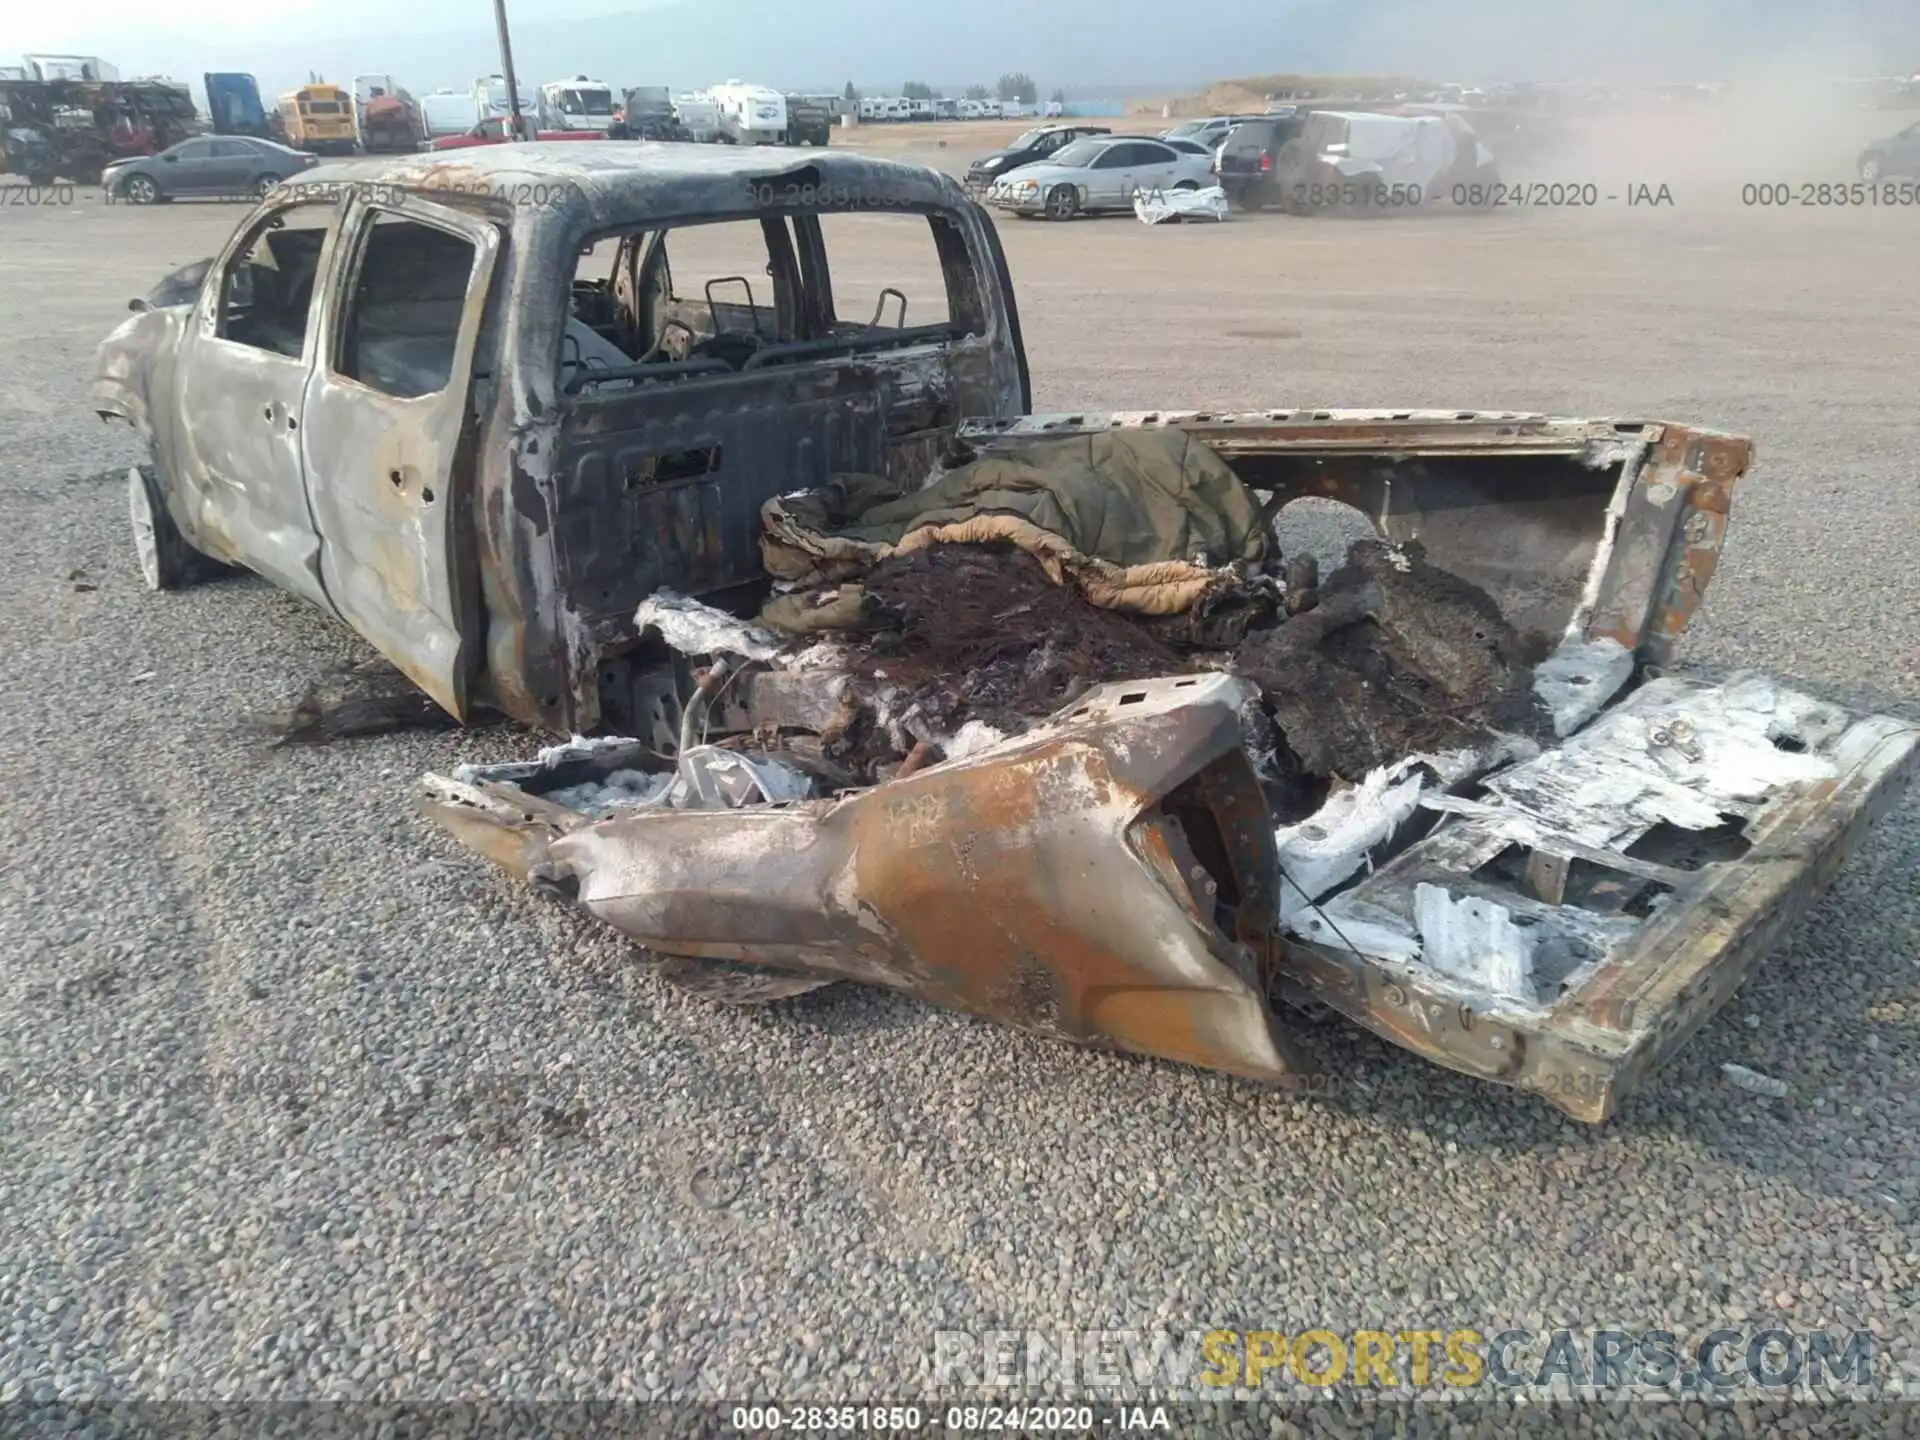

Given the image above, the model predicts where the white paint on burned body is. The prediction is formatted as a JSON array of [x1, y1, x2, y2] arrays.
[[1462, 674, 1841, 850], [635, 591, 785, 663], [1414, 884, 1536, 1001], [1532, 636, 1636, 737], [1293, 673, 1873, 1009], [1274, 761, 1428, 920]]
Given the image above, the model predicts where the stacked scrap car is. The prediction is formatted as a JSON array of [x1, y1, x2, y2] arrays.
[[93, 145, 1918, 1121]]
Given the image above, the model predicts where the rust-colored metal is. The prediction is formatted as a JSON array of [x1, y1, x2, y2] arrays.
[[420, 674, 1307, 1083], [894, 740, 935, 778]]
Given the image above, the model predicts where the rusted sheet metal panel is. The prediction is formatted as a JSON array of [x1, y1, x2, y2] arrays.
[[1585, 425, 1752, 663], [964, 409, 1663, 456], [420, 675, 1307, 1082]]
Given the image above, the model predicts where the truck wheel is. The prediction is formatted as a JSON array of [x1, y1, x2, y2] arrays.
[[122, 173, 159, 204], [128, 464, 221, 591], [1044, 184, 1080, 220]]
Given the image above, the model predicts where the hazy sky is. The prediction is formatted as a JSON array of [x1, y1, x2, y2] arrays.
[[14, 0, 1918, 98]]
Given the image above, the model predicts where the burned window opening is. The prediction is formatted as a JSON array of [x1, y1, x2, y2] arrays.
[[218, 204, 331, 358], [563, 207, 977, 395], [335, 212, 477, 400]]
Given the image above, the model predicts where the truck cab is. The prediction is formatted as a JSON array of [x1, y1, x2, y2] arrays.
[[204, 72, 272, 139]]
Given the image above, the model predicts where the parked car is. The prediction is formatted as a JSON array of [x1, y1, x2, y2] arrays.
[[1214, 112, 1313, 209], [89, 145, 1917, 1124], [428, 114, 608, 150], [963, 123, 1110, 194], [1857, 120, 1920, 180], [102, 135, 317, 203], [1159, 114, 1267, 150], [987, 135, 1215, 218], [1272, 109, 1498, 215], [1159, 135, 1217, 158]]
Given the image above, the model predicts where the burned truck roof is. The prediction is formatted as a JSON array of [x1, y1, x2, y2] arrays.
[[275, 141, 972, 222]]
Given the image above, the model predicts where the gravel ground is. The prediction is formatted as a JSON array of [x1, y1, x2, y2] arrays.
[[0, 135, 1915, 1423]]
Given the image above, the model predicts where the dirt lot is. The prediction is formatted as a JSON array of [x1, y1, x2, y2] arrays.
[[0, 114, 1916, 1411]]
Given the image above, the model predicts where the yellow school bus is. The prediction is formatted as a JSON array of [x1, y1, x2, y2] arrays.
[[278, 83, 358, 155]]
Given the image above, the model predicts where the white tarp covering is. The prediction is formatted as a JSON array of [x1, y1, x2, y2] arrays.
[[1321, 111, 1457, 190], [1134, 185, 1231, 224]]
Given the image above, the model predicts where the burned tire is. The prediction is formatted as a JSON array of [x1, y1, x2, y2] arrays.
[[121, 173, 159, 204], [1044, 183, 1080, 220], [128, 464, 219, 591]]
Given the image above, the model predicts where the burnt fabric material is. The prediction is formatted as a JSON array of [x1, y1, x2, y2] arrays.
[[759, 429, 1267, 619]]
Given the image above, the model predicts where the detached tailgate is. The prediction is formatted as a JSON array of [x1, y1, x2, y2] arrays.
[[1282, 674, 1918, 1121]]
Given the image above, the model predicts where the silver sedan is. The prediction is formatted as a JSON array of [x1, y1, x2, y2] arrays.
[[986, 136, 1216, 219]]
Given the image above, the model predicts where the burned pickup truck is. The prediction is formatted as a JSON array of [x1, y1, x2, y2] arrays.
[[94, 147, 1916, 1120]]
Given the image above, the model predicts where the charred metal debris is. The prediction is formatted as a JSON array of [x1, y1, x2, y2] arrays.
[[419, 417, 1917, 1122]]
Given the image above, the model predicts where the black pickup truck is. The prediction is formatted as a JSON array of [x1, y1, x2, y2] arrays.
[[783, 94, 834, 147]]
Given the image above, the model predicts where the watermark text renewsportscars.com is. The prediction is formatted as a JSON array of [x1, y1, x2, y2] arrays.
[[932, 1326, 1882, 1397]]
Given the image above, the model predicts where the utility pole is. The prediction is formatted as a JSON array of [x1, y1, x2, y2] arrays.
[[492, 0, 528, 140]]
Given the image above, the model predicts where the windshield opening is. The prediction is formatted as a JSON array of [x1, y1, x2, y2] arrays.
[[562, 208, 978, 396]]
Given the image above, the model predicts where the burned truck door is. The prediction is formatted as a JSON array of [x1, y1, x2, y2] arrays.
[[298, 199, 501, 720], [174, 198, 342, 609]]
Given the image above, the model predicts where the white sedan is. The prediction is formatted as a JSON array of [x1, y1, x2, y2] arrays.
[[987, 136, 1217, 219]]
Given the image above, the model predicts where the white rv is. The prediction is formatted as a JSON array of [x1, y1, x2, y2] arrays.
[[419, 89, 480, 138], [470, 74, 535, 122], [673, 95, 722, 143], [538, 75, 616, 131], [709, 80, 787, 144]]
